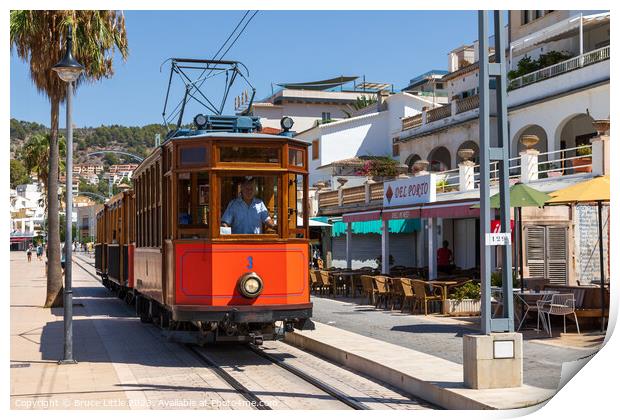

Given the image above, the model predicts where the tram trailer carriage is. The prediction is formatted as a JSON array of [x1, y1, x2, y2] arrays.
[[96, 116, 312, 343], [95, 191, 135, 300]]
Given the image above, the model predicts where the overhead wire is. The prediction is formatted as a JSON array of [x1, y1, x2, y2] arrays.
[[164, 10, 259, 125]]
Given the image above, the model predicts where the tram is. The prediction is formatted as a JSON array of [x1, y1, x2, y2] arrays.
[[94, 59, 313, 343]]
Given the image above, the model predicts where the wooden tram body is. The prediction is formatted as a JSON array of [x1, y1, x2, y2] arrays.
[[95, 191, 135, 294], [95, 123, 312, 343]]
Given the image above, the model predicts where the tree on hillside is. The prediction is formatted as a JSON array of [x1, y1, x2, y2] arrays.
[[11, 11, 128, 307], [10, 159, 31, 188], [21, 133, 67, 203]]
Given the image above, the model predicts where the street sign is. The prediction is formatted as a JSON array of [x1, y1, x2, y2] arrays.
[[485, 232, 512, 246]]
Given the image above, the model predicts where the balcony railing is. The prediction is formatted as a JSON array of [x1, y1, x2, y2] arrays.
[[426, 105, 451, 123], [400, 46, 609, 133], [317, 144, 598, 211], [342, 185, 365, 205], [402, 114, 423, 130], [456, 95, 479, 114], [318, 190, 339, 207], [508, 46, 610, 90]]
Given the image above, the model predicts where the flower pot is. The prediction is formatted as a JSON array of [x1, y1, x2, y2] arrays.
[[520, 134, 539, 150], [573, 157, 592, 173], [592, 119, 610, 135], [458, 148, 475, 162], [443, 299, 481, 316]]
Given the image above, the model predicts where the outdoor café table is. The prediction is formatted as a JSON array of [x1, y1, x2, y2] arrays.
[[514, 290, 555, 331], [331, 271, 359, 297], [427, 280, 459, 314]]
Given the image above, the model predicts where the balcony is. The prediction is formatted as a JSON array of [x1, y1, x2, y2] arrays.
[[508, 46, 609, 90], [317, 142, 602, 212], [400, 46, 610, 134]]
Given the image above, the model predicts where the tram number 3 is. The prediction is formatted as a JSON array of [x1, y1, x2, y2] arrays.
[[246, 256, 253, 270]]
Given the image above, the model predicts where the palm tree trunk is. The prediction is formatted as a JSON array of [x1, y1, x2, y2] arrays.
[[44, 98, 63, 308]]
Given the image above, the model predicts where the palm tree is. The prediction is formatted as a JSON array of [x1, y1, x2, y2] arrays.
[[11, 11, 128, 307], [21, 133, 66, 209]]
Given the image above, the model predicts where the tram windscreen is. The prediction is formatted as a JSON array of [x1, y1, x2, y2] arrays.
[[219, 175, 279, 235]]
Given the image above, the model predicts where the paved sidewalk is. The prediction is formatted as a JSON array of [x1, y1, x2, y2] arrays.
[[309, 296, 603, 390], [9, 252, 249, 410]]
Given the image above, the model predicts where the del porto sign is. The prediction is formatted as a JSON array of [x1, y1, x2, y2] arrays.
[[383, 174, 436, 207]]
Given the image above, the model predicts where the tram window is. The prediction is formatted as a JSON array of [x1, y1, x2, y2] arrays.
[[288, 174, 307, 238], [219, 146, 280, 164], [219, 175, 278, 235], [178, 173, 191, 225], [177, 172, 209, 236], [288, 148, 304, 167], [179, 145, 208, 167]]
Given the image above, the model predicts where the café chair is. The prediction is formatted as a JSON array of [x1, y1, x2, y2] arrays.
[[318, 270, 336, 298], [372, 276, 391, 309], [412, 280, 443, 315], [537, 293, 580, 336], [399, 278, 416, 314], [360, 275, 377, 305]]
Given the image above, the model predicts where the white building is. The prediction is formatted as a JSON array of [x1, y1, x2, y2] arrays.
[[296, 92, 448, 187], [396, 10, 610, 171], [10, 183, 46, 235], [247, 77, 395, 133], [77, 204, 103, 242]]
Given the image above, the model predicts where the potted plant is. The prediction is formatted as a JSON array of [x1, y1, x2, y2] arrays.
[[443, 282, 481, 316], [573, 145, 592, 173]]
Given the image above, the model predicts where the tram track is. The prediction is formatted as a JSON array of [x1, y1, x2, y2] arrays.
[[186, 345, 272, 410], [72, 254, 428, 410], [247, 344, 369, 410]]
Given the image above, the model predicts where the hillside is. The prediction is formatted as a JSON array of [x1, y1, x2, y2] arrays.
[[10, 118, 165, 166]]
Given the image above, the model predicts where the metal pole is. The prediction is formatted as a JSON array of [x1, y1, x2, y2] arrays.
[[579, 13, 584, 56], [381, 218, 390, 275], [345, 222, 352, 270], [598, 201, 606, 331], [494, 11, 514, 329], [478, 11, 492, 335], [61, 80, 76, 364], [518, 207, 524, 292]]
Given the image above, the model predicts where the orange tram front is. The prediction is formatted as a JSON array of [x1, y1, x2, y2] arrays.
[[95, 123, 312, 343]]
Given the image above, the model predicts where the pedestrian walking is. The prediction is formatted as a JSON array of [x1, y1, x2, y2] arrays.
[[36, 243, 43, 261], [26, 245, 33, 262]]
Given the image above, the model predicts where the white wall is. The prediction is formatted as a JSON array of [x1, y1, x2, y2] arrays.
[[256, 102, 356, 133], [446, 72, 479, 98], [296, 93, 446, 186], [509, 79, 609, 156]]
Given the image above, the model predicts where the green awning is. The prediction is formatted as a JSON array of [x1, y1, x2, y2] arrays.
[[331, 219, 421, 237]]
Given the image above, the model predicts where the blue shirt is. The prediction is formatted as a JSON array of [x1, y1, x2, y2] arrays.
[[221, 197, 270, 234]]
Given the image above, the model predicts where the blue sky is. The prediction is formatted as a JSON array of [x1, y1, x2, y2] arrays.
[[10, 10, 478, 128]]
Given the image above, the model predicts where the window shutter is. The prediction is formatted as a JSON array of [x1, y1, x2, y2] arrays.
[[526, 226, 545, 278], [546, 226, 568, 286]]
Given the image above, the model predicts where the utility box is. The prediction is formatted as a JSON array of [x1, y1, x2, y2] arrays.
[[463, 333, 523, 389]]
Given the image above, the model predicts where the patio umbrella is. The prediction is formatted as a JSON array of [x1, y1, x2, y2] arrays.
[[546, 175, 610, 331], [472, 183, 551, 292]]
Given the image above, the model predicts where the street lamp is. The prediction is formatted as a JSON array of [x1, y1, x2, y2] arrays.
[[53, 25, 83, 365]]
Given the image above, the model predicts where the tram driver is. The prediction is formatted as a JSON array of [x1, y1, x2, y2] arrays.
[[221, 177, 276, 234]]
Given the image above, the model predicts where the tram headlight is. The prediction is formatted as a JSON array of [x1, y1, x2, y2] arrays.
[[280, 116, 294, 131], [238, 272, 264, 298], [194, 114, 208, 128]]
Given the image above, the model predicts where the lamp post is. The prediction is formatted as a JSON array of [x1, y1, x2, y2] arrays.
[[53, 25, 84, 365]]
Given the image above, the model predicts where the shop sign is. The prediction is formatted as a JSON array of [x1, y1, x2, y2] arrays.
[[383, 174, 436, 207]]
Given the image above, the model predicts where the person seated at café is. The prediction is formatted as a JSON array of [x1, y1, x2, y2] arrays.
[[437, 240, 454, 274], [221, 177, 276, 234]]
